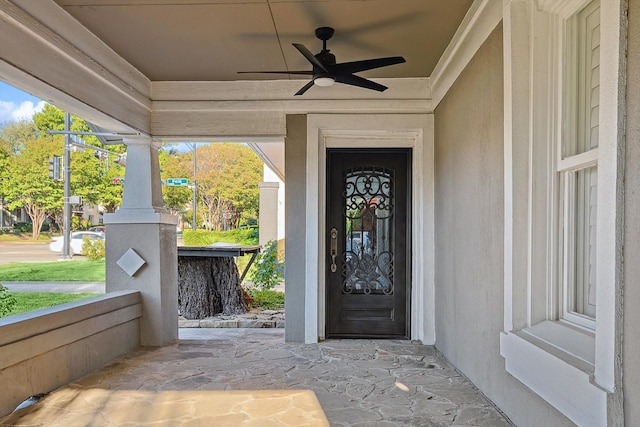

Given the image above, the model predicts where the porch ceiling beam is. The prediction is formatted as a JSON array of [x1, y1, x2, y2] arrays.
[[151, 110, 287, 140], [150, 78, 431, 102], [150, 78, 431, 139], [0, 0, 151, 134]]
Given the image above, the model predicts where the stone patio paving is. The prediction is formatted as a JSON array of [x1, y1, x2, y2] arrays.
[[0, 328, 513, 426]]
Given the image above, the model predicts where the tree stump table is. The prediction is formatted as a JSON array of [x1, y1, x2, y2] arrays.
[[177, 245, 260, 319]]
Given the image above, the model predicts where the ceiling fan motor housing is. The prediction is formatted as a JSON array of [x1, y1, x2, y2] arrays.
[[315, 27, 335, 42], [314, 50, 336, 80]]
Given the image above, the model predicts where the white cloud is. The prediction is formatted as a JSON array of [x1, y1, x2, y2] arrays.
[[0, 101, 14, 123], [0, 100, 46, 123]]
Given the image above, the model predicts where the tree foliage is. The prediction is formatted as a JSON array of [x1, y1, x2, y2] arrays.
[[0, 126, 62, 239], [159, 147, 192, 216], [160, 143, 262, 231], [32, 104, 126, 214], [1, 106, 263, 237], [0, 119, 38, 154], [194, 144, 262, 231], [0, 104, 126, 238]]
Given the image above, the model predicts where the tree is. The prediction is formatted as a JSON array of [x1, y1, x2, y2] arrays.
[[83, 153, 125, 213], [0, 119, 38, 154], [1, 132, 63, 239], [0, 142, 10, 226], [0, 105, 127, 237], [178, 256, 247, 318], [193, 144, 262, 231], [159, 148, 192, 217], [158, 143, 262, 230]]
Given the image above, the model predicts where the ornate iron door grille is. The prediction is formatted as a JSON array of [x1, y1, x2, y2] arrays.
[[342, 165, 394, 295]]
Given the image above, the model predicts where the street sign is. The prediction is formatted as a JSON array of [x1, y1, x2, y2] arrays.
[[166, 177, 189, 186]]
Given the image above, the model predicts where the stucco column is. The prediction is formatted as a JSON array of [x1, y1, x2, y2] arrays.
[[284, 115, 307, 343], [103, 137, 178, 346], [258, 181, 279, 245]]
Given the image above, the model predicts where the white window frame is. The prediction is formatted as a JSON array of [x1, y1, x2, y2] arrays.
[[500, 0, 625, 425], [560, 0, 600, 328]]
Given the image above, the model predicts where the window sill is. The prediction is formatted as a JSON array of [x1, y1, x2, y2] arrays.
[[500, 327, 606, 427], [522, 320, 595, 367]]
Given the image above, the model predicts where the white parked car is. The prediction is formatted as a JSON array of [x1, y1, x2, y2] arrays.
[[49, 231, 105, 255]]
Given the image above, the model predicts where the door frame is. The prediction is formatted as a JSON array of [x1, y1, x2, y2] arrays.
[[304, 114, 435, 343], [326, 148, 412, 339]]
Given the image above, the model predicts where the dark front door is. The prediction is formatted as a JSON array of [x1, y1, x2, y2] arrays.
[[326, 148, 411, 338]]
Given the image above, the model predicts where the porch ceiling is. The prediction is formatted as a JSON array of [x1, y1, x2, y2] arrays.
[[3, 0, 481, 178], [52, 0, 473, 83]]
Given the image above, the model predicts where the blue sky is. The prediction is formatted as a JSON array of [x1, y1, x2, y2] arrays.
[[0, 81, 46, 123], [0, 81, 201, 152]]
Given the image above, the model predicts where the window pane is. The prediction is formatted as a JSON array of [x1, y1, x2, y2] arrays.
[[563, 0, 600, 157], [567, 166, 598, 319]]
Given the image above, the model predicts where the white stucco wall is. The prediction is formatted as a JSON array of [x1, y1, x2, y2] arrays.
[[433, 23, 573, 427], [263, 165, 285, 241], [624, 0, 640, 423]]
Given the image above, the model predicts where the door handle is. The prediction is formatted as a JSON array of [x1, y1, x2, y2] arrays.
[[330, 227, 338, 273]]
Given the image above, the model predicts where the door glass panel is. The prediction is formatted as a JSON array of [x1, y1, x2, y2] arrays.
[[342, 166, 394, 295]]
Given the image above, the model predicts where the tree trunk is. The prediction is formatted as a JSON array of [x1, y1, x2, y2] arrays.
[[177, 256, 248, 319]]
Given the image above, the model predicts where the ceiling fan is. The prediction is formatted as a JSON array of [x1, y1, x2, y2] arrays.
[[239, 27, 406, 96]]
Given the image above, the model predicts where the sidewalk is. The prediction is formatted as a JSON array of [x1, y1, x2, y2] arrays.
[[1, 281, 105, 293]]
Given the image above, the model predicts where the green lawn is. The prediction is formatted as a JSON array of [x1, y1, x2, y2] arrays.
[[1, 292, 99, 318], [0, 260, 106, 282], [0, 233, 52, 242], [0, 254, 283, 316]]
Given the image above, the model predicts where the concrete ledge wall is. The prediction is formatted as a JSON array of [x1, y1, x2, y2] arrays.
[[0, 291, 142, 417]]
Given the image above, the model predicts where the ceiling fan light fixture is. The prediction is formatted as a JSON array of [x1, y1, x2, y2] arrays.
[[314, 76, 335, 87]]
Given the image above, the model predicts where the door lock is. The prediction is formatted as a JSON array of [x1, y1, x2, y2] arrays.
[[330, 227, 338, 273]]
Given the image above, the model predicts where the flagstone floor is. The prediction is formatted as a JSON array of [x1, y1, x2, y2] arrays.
[[0, 328, 513, 427]]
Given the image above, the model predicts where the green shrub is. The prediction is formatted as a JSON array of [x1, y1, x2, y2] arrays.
[[13, 222, 32, 233], [0, 284, 17, 317], [12, 222, 50, 233], [250, 240, 284, 291], [247, 289, 284, 310], [182, 228, 261, 282], [239, 217, 258, 228], [182, 228, 259, 246], [82, 236, 105, 260]]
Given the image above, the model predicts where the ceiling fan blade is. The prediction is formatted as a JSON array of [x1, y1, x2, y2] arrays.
[[294, 80, 315, 96], [331, 56, 406, 75], [335, 74, 388, 92], [292, 43, 328, 73], [238, 71, 313, 75]]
